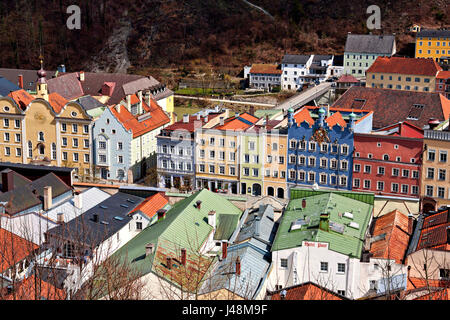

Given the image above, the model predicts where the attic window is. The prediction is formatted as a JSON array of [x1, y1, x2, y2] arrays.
[[120, 204, 129, 208], [114, 216, 124, 221], [3, 106, 10, 112], [126, 199, 135, 203], [349, 222, 360, 229], [407, 104, 424, 120], [71, 111, 78, 117]]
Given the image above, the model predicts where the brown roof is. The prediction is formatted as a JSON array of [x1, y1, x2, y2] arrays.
[[0, 228, 38, 273], [367, 57, 442, 76], [46, 72, 84, 100], [369, 210, 411, 264], [249, 64, 282, 75], [332, 86, 450, 129], [0, 68, 57, 92], [337, 74, 360, 83], [268, 282, 347, 300], [417, 209, 450, 251]]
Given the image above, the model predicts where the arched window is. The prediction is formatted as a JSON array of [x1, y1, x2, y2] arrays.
[[383, 154, 389, 161], [28, 141, 32, 158], [38, 131, 45, 142], [38, 144, 45, 155], [51, 143, 57, 160]]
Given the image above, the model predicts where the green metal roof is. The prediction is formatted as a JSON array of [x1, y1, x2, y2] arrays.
[[290, 188, 375, 206], [214, 214, 240, 240], [272, 192, 373, 258], [114, 188, 242, 279]]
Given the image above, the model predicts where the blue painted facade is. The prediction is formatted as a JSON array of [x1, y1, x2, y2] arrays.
[[92, 107, 133, 181], [156, 128, 195, 190], [286, 107, 357, 193]]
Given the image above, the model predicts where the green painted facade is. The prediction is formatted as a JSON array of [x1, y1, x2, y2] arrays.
[[240, 131, 264, 196]]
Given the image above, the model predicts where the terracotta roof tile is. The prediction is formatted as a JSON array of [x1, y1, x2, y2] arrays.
[[130, 192, 169, 219], [325, 111, 346, 128], [367, 57, 442, 76], [110, 98, 170, 138], [437, 71, 450, 79], [48, 93, 68, 114], [7, 89, 34, 110], [269, 282, 346, 300], [0, 228, 38, 273], [369, 210, 411, 264], [293, 107, 314, 126], [417, 209, 450, 250], [337, 74, 360, 83], [3, 274, 66, 300]]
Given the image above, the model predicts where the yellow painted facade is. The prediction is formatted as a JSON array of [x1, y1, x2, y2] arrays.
[[415, 35, 450, 61], [366, 72, 436, 92], [0, 89, 93, 180], [263, 133, 287, 198], [421, 132, 450, 209]]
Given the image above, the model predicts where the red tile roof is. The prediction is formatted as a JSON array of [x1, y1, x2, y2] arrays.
[[369, 210, 411, 264], [239, 112, 259, 123], [407, 276, 450, 291], [337, 74, 360, 83], [164, 113, 222, 132], [7, 89, 34, 110], [48, 92, 68, 113], [332, 86, 450, 129], [249, 64, 282, 75], [325, 111, 346, 128], [413, 288, 450, 300], [293, 107, 314, 126], [437, 71, 450, 79], [215, 113, 258, 131], [0, 228, 39, 273], [268, 282, 347, 300], [367, 57, 442, 76], [110, 98, 170, 138], [3, 275, 66, 300], [130, 192, 169, 219], [417, 209, 450, 250]]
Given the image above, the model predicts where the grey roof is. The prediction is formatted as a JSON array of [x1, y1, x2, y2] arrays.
[[76, 95, 106, 111], [0, 169, 32, 191], [0, 68, 57, 92], [417, 29, 450, 38], [282, 54, 311, 64], [0, 172, 72, 215], [344, 34, 395, 54], [0, 77, 20, 96], [313, 55, 333, 62], [46, 192, 145, 248], [0, 161, 74, 173]]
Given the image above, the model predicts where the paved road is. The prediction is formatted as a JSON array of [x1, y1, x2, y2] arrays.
[[174, 95, 276, 108], [276, 82, 332, 111]]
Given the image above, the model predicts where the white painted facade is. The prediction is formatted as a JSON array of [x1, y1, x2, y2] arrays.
[[281, 56, 313, 91]]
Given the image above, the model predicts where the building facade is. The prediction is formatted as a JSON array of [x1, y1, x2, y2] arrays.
[[366, 57, 441, 92], [240, 127, 264, 196], [263, 128, 288, 199], [281, 54, 313, 91], [415, 29, 450, 62], [436, 71, 450, 99], [286, 107, 372, 195], [248, 64, 282, 91], [421, 123, 450, 212], [343, 34, 396, 78]]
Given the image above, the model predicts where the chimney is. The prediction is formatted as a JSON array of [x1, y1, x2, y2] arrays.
[[137, 91, 143, 114], [57, 212, 64, 224], [196, 113, 201, 121], [74, 191, 82, 209], [195, 200, 202, 210], [180, 248, 187, 265], [18, 75, 23, 89], [222, 241, 228, 259], [145, 91, 151, 106], [166, 257, 172, 270], [126, 95, 131, 111], [57, 64, 66, 73], [319, 213, 329, 232], [1, 169, 14, 192], [219, 117, 224, 126], [157, 209, 166, 221], [79, 71, 85, 82], [43, 186, 52, 211], [408, 214, 415, 235], [208, 210, 216, 229], [235, 257, 241, 276], [265, 115, 269, 128], [92, 213, 99, 223], [145, 243, 154, 257], [183, 114, 189, 123]]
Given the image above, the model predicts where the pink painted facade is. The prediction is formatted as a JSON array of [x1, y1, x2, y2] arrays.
[[352, 123, 423, 199]]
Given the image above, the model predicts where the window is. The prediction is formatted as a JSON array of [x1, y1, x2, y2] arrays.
[[427, 168, 435, 179], [136, 222, 143, 230], [340, 176, 347, 186], [3, 119, 9, 127], [83, 125, 89, 134], [51, 143, 57, 160], [252, 168, 259, 177], [209, 150, 215, 159], [340, 160, 348, 171], [330, 159, 338, 170], [320, 262, 328, 272], [354, 164, 361, 172], [72, 124, 78, 133], [341, 145, 349, 155], [337, 290, 346, 296], [289, 170, 296, 180], [219, 151, 225, 160], [299, 141, 306, 150], [438, 187, 445, 198], [402, 169, 409, 178], [84, 154, 90, 163], [289, 155, 296, 164], [364, 165, 371, 174], [392, 168, 399, 177], [308, 157, 316, 167], [320, 143, 328, 153], [73, 138, 78, 148], [3, 133, 9, 142], [439, 268, 450, 279], [278, 156, 285, 164], [73, 153, 79, 162], [209, 137, 215, 146], [4, 147, 10, 156], [98, 154, 106, 163], [99, 141, 106, 150], [199, 164, 205, 173], [378, 167, 385, 175], [248, 141, 255, 151], [337, 263, 345, 273], [364, 180, 371, 189], [319, 173, 327, 184], [439, 151, 447, 163], [38, 131, 44, 142], [280, 259, 288, 268], [229, 166, 236, 176], [439, 169, 446, 181], [298, 155, 306, 166], [289, 139, 297, 149], [219, 138, 225, 147], [377, 181, 384, 191], [309, 142, 316, 152], [219, 166, 225, 175], [383, 154, 389, 161], [15, 147, 21, 157], [368, 153, 373, 159], [401, 184, 409, 194], [353, 178, 360, 188], [117, 142, 123, 150], [84, 139, 89, 148], [412, 185, 419, 195], [229, 152, 236, 161], [426, 185, 433, 197], [427, 149, 435, 161], [118, 155, 123, 164], [244, 154, 249, 163], [320, 158, 327, 168], [391, 183, 399, 193]]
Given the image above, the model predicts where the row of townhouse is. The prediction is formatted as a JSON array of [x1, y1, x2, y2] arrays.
[[157, 86, 450, 213], [0, 64, 171, 183]]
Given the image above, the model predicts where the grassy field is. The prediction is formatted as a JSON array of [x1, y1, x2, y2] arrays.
[[174, 106, 203, 117]]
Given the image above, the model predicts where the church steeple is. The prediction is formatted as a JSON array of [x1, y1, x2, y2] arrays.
[[36, 55, 49, 101]]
